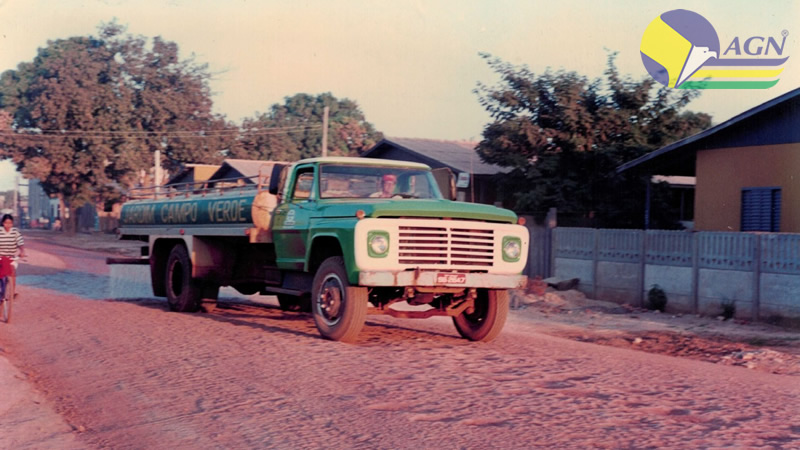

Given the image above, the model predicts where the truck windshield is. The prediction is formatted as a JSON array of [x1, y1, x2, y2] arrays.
[[319, 165, 442, 200]]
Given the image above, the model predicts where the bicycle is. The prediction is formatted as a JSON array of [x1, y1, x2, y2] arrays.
[[1, 257, 19, 324]]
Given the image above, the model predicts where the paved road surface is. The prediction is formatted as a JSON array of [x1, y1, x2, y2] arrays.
[[1, 239, 798, 448]]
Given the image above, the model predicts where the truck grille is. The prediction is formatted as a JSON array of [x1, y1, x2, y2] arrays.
[[398, 225, 494, 267]]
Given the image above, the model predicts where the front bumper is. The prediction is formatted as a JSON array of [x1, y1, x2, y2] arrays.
[[358, 270, 527, 289]]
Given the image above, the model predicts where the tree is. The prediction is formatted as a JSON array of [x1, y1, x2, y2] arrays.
[[231, 93, 382, 161], [107, 29, 230, 175], [474, 53, 712, 228], [0, 34, 126, 228], [0, 110, 11, 130], [0, 23, 227, 230]]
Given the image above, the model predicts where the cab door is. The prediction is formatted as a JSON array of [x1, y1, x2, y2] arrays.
[[272, 164, 316, 271]]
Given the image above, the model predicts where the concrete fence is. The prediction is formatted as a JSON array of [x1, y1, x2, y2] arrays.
[[520, 211, 556, 279], [552, 228, 800, 320]]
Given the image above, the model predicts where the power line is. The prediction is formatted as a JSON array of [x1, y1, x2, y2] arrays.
[[31, 123, 321, 135], [0, 124, 323, 139], [0, 124, 322, 137]]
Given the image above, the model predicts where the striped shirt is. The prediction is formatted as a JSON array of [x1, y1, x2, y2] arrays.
[[0, 227, 24, 257]]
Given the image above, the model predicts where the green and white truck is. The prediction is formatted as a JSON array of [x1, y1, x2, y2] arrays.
[[118, 157, 529, 342]]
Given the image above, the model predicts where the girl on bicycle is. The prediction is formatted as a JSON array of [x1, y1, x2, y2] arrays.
[[0, 214, 25, 298]]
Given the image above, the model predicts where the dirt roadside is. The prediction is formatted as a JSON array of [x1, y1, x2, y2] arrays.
[[0, 356, 81, 448], [23, 229, 800, 377], [512, 289, 800, 376]]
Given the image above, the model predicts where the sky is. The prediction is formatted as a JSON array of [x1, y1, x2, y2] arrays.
[[0, 0, 798, 190]]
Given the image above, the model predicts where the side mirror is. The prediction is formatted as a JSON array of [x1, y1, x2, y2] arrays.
[[431, 167, 457, 201]]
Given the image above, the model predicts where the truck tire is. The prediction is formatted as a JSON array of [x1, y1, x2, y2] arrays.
[[311, 257, 367, 342], [165, 245, 203, 313], [452, 289, 509, 342], [277, 294, 311, 312]]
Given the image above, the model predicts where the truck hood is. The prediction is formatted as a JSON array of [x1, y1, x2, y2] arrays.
[[315, 199, 517, 224]]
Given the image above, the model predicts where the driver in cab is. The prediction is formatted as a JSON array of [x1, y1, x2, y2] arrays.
[[370, 174, 397, 198]]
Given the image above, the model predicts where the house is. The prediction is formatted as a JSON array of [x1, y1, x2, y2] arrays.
[[27, 179, 59, 228], [206, 159, 285, 189], [652, 175, 696, 229], [618, 88, 800, 232], [206, 159, 273, 187], [362, 138, 509, 206], [165, 163, 220, 190]]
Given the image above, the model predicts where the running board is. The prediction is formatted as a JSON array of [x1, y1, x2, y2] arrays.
[[106, 257, 149, 265], [260, 286, 305, 297]]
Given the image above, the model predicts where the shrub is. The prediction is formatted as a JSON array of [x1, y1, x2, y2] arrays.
[[647, 285, 668, 312], [721, 299, 736, 320]]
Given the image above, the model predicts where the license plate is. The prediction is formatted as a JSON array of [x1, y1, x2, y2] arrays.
[[436, 273, 466, 284]]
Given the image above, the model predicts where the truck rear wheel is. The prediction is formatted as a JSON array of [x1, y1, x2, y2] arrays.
[[165, 245, 203, 313], [311, 257, 367, 342], [452, 289, 509, 342]]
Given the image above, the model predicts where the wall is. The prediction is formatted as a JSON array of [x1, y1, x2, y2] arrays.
[[553, 228, 800, 320], [521, 209, 556, 279], [695, 142, 800, 232]]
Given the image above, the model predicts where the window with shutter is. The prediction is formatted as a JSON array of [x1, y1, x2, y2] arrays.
[[741, 187, 781, 232]]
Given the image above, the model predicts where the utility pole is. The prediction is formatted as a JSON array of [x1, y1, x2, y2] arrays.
[[13, 175, 19, 219], [154, 149, 162, 198], [321, 106, 329, 157], [470, 152, 475, 203], [17, 177, 28, 228]]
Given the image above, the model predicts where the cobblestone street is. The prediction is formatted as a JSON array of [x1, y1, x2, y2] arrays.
[[1, 233, 798, 448]]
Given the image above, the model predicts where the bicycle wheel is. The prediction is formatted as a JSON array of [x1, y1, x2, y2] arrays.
[[1, 277, 11, 323]]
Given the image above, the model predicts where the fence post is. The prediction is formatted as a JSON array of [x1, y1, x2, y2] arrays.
[[691, 232, 700, 314], [550, 228, 556, 280], [592, 229, 599, 300], [523, 215, 534, 279], [639, 230, 647, 308], [753, 235, 761, 321], [544, 226, 552, 278], [546, 208, 557, 278]]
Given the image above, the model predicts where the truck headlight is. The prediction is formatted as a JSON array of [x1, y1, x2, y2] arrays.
[[368, 231, 390, 258], [502, 236, 522, 262]]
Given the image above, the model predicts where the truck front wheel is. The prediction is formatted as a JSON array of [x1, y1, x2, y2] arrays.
[[452, 289, 509, 342], [165, 245, 203, 313], [311, 257, 367, 342]]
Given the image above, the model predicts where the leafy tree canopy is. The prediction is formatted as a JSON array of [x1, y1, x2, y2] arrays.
[[0, 22, 228, 208], [474, 53, 712, 228], [231, 93, 382, 161]]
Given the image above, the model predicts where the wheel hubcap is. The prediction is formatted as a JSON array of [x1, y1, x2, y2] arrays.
[[464, 297, 487, 324], [317, 275, 344, 324]]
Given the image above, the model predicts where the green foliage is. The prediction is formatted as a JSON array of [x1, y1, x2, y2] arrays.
[[647, 284, 668, 312], [0, 23, 385, 229], [474, 53, 711, 227], [231, 93, 382, 162], [0, 22, 227, 207]]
